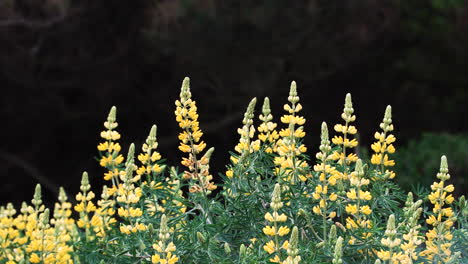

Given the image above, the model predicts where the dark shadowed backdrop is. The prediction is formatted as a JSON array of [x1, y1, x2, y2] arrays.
[[1, 0, 467, 207]]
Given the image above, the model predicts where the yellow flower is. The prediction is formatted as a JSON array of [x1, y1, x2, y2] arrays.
[[360, 205, 372, 215], [278, 226, 290, 236], [346, 204, 358, 214], [263, 226, 276, 236], [264, 240, 276, 254]]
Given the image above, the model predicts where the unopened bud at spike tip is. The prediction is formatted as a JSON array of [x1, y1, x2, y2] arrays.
[[108, 106, 117, 123], [150, 125, 157, 138], [81, 172, 89, 186], [385, 105, 392, 120], [203, 147, 215, 160], [262, 97, 271, 114], [58, 187, 67, 202], [321, 122, 329, 140]]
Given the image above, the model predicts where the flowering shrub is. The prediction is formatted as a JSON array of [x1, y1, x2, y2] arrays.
[[1, 78, 467, 264]]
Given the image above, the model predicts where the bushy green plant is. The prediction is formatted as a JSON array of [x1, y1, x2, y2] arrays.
[[0, 78, 466, 264], [394, 133, 468, 192]]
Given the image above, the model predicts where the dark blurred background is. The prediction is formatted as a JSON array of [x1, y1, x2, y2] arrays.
[[1, 0, 467, 207]]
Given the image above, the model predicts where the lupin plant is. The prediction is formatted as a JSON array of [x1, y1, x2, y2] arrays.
[[98, 106, 124, 186], [345, 159, 373, 245], [377, 214, 401, 263], [331, 94, 359, 185], [234, 97, 259, 162], [175, 77, 216, 195], [151, 214, 178, 264], [0, 77, 466, 264], [398, 192, 424, 263], [275, 81, 309, 184], [117, 144, 146, 235], [420, 155, 457, 263], [311, 122, 339, 242], [263, 184, 291, 263], [370, 105, 396, 180], [225, 97, 258, 181], [136, 125, 165, 181], [74, 172, 96, 241], [257, 97, 279, 154]]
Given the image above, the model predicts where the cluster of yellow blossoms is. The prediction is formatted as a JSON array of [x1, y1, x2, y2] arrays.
[[263, 184, 291, 263], [137, 125, 164, 178], [0, 185, 74, 264], [98, 106, 125, 184], [331, 94, 359, 173], [151, 214, 179, 264], [345, 160, 373, 243], [257, 97, 279, 153], [234, 98, 260, 161], [420, 156, 457, 263], [117, 144, 147, 234], [312, 122, 338, 239], [377, 214, 402, 262], [274, 81, 309, 183], [175, 77, 216, 194], [371, 105, 396, 180]]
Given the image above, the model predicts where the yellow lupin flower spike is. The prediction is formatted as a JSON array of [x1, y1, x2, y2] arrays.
[[312, 122, 339, 241], [74, 172, 97, 241], [345, 159, 373, 243], [98, 106, 124, 185], [258, 97, 279, 153], [420, 155, 457, 263], [398, 192, 424, 263], [275, 81, 309, 184], [137, 125, 164, 179], [117, 143, 146, 235], [152, 214, 179, 264], [234, 97, 258, 163], [331, 93, 359, 186], [175, 77, 216, 195], [371, 105, 396, 180], [263, 184, 290, 263], [284, 226, 301, 264], [377, 214, 401, 263]]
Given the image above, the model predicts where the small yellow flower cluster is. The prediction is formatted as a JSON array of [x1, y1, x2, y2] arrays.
[[0, 185, 74, 264], [370, 105, 396, 180], [331, 93, 359, 185], [76, 165, 118, 240], [93, 185, 117, 238], [275, 81, 309, 183], [263, 184, 290, 263], [258, 97, 279, 153], [312, 122, 338, 222], [175, 77, 216, 194], [137, 125, 164, 178], [74, 172, 97, 234], [234, 98, 260, 159], [345, 160, 373, 243], [98, 106, 125, 184], [377, 214, 402, 262], [116, 144, 146, 235], [28, 209, 73, 264], [398, 192, 424, 263], [331, 94, 359, 161], [151, 214, 179, 264], [420, 156, 456, 263]]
